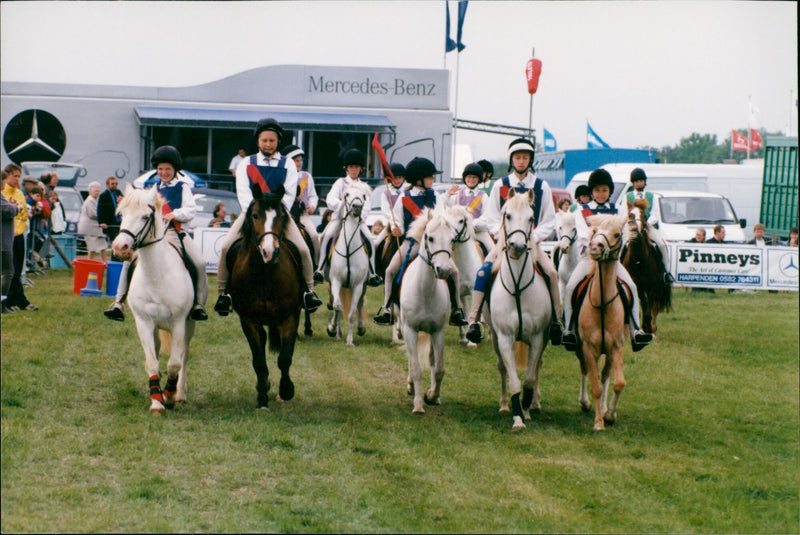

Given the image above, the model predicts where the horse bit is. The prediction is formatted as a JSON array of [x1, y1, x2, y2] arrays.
[[118, 204, 165, 250]]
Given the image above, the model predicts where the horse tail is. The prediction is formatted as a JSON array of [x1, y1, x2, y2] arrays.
[[658, 277, 673, 313], [417, 332, 432, 371], [514, 341, 528, 368], [158, 330, 171, 357]]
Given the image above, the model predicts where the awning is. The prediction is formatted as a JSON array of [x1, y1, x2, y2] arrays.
[[135, 106, 395, 133]]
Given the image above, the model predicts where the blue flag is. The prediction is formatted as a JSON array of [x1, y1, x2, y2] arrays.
[[446, 1, 467, 53], [543, 128, 557, 152], [587, 122, 610, 149]]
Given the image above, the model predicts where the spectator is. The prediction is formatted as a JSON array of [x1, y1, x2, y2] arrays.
[[747, 223, 772, 246], [208, 202, 231, 228], [97, 176, 123, 254], [688, 228, 706, 243], [1, 164, 37, 311], [706, 225, 726, 244], [48, 190, 67, 235], [788, 227, 799, 247], [371, 219, 385, 236], [557, 197, 572, 213], [77, 181, 108, 262], [228, 148, 246, 176], [2, 171, 21, 313], [25, 185, 51, 268]]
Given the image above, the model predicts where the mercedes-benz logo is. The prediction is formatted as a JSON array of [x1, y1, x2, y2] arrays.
[[3, 109, 66, 164], [779, 252, 798, 277]]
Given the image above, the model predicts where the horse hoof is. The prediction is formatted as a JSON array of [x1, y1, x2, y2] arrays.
[[357, 326, 366, 337], [304, 327, 313, 336], [580, 402, 592, 413], [279, 378, 295, 401], [522, 409, 531, 421], [326, 327, 336, 338], [256, 405, 270, 411], [604, 413, 616, 426], [512, 416, 526, 430], [423, 393, 440, 406], [150, 407, 165, 416]]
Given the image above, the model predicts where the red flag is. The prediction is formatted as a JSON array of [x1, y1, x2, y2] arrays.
[[750, 128, 763, 150], [371, 133, 395, 182], [525, 58, 542, 95], [731, 130, 748, 151]]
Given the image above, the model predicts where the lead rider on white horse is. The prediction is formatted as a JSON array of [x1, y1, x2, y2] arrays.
[[104, 145, 209, 322]]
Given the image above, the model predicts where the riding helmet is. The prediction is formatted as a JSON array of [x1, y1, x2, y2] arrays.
[[253, 118, 283, 140], [587, 168, 615, 195], [462, 162, 485, 183], [343, 148, 365, 167], [405, 157, 441, 185], [283, 144, 305, 160], [574, 184, 592, 199], [630, 167, 647, 184], [477, 159, 494, 177], [507, 137, 536, 170], [389, 162, 406, 179], [151, 145, 182, 171]]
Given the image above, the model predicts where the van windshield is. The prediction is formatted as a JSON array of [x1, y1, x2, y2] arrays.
[[658, 196, 738, 224]]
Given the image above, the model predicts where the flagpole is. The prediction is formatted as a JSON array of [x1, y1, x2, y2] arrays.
[[451, 49, 461, 180]]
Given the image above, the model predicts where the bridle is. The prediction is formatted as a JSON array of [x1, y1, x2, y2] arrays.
[[452, 216, 471, 244], [500, 208, 537, 341], [333, 194, 367, 286], [418, 228, 452, 269], [118, 204, 164, 250], [558, 226, 577, 247]]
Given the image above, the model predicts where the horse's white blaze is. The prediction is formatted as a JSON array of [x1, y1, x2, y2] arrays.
[[257, 208, 280, 264]]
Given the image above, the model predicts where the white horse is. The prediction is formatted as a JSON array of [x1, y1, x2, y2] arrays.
[[399, 208, 456, 414], [447, 204, 484, 346], [326, 181, 371, 345], [485, 190, 553, 430], [112, 185, 196, 415], [555, 210, 586, 303]]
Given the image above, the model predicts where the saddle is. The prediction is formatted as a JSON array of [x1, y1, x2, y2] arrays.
[[569, 273, 633, 330], [123, 230, 199, 303]]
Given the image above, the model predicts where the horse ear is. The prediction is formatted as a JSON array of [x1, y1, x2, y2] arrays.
[[528, 189, 535, 204], [250, 183, 262, 201], [508, 188, 515, 199], [273, 184, 286, 198]]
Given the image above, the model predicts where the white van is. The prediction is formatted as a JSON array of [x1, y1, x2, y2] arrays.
[[647, 190, 747, 243], [568, 163, 762, 236]]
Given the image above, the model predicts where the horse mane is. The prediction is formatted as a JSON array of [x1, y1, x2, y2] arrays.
[[623, 202, 651, 245], [407, 208, 433, 242], [117, 185, 164, 215]]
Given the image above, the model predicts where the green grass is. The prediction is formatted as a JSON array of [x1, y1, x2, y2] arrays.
[[2, 270, 798, 533]]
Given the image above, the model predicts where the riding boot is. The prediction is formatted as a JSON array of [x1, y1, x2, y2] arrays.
[[628, 304, 653, 352], [214, 294, 232, 316], [104, 301, 125, 322], [447, 275, 467, 326], [104, 259, 131, 321], [191, 304, 208, 321], [373, 306, 393, 325], [561, 328, 578, 351], [362, 230, 383, 287]]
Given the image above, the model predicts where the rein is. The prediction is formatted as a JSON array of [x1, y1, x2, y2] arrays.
[[588, 231, 623, 352], [118, 205, 165, 250], [500, 216, 537, 341], [418, 231, 452, 268], [453, 218, 471, 244], [333, 207, 365, 287]]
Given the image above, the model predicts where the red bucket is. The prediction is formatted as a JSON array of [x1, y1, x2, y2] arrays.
[[72, 258, 107, 295]]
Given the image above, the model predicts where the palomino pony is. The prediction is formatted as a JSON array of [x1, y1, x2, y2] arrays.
[[227, 184, 302, 410], [399, 208, 456, 414], [112, 185, 196, 415], [555, 210, 586, 302], [326, 181, 371, 345], [447, 204, 484, 346], [621, 200, 672, 334], [575, 214, 629, 431], [485, 190, 553, 430]]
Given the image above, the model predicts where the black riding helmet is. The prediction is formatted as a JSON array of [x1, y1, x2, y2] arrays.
[[343, 148, 365, 168], [151, 145, 182, 172], [477, 159, 494, 177], [574, 184, 592, 199], [405, 157, 441, 188], [507, 138, 536, 171], [630, 167, 647, 184], [253, 118, 283, 140], [462, 162, 485, 184], [587, 168, 615, 195], [389, 162, 406, 179]]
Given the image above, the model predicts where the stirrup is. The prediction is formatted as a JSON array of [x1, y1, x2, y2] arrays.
[[466, 323, 483, 344], [303, 291, 322, 312], [214, 294, 232, 316], [104, 302, 125, 322], [631, 330, 653, 352], [562, 330, 577, 351], [449, 308, 468, 327], [373, 307, 393, 325]]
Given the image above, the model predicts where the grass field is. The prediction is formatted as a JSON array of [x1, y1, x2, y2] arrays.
[[2, 269, 798, 533]]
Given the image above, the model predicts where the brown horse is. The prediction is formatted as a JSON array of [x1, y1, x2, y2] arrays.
[[576, 214, 629, 431], [227, 184, 302, 409], [621, 200, 672, 334]]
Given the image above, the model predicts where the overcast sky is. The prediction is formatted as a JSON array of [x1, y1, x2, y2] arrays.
[[1, 1, 797, 160]]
